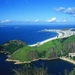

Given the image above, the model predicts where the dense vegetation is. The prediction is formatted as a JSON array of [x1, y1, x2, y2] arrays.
[[0, 35, 75, 75], [14, 64, 75, 75], [14, 65, 49, 75], [0, 40, 25, 54], [0, 35, 75, 62]]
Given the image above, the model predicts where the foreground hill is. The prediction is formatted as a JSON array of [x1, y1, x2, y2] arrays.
[[0, 35, 75, 62]]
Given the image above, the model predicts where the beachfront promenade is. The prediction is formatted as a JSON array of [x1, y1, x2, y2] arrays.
[[29, 28, 75, 47]]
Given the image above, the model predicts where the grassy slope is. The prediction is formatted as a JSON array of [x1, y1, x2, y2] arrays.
[[37, 39, 62, 58], [10, 39, 62, 61], [62, 35, 75, 45], [10, 46, 36, 61], [9, 35, 75, 62]]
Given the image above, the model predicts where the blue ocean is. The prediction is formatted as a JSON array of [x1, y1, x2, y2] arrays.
[[0, 24, 75, 45], [0, 24, 75, 75]]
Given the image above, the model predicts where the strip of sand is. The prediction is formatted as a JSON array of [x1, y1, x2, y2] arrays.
[[60, 57, 75, 65], [6, 59, 31, 64], [29, 31, 63, 47]]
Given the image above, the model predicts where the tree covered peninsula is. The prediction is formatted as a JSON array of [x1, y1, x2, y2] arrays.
[[0, 35, 75, 64]]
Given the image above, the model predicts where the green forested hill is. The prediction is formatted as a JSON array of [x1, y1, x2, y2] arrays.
[[0, 35, 75, 62], [0, 40, 26, 54]]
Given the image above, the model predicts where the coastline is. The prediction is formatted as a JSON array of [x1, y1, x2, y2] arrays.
[[6, 57, 58, 64], [6, 57, 75, 65], [60, 57, 75, 65], [29, 28, 75, 47], [29, 31, 63, 47], [4, 30, 67, 64], [5, 28, 75, 64]]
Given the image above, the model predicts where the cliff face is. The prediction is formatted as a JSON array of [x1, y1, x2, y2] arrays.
[[1, 35, 75, 62], [62, 41, 75, 56], [48, 41, 75, 58], [46, 37, 75, 58]]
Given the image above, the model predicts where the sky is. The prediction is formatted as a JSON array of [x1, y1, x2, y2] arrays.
[[0, 0, 75, 25]]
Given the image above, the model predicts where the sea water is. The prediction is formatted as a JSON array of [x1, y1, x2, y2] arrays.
[[0, 24, 75, 45], [0, 53, 75, 75], [0, 24, 75, 75], [0, 25, 58, 45]]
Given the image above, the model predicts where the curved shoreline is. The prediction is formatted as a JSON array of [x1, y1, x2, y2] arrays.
[[60, 57, 75, 65], [29, 28, 75, 47], [29, 32, 62, 47], [6, 57, 75, 65], [6, 57, 58, 64], [5, 28, 75, 64]]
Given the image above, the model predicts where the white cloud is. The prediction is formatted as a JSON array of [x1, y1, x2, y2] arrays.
[[63, 20, 67, 22], [34, 19, 39, 22], [47, 17, 56, 22], [1, 19, 11, 23], [55, 7, 75, 16], [56, 19, 67, 22], [64, 7, 75, 15], [55, 7, 65, 12]]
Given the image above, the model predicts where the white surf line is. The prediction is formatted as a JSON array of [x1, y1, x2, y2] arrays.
[[29, 31, 62, 47], [29, 28, 75, 47]]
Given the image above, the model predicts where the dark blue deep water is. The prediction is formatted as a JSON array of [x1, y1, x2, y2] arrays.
[[0, 53, 22, 75], [0, 24, 75, 45], [0, 25, 57, 45], [0, 53, 75, 75], [0, 25, 75, 75], [31, 59, 75, 75]]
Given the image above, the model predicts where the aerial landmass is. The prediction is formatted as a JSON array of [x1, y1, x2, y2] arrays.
[[0, 28, 75, 64]]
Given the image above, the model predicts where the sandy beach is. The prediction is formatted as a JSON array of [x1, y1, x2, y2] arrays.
[[60, 57, 75, 65], [6, 58, 31, 64], [29, 31, 63, 47], [29, 28, 75, 47]]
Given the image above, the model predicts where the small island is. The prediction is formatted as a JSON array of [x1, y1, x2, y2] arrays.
[[0, 28, 75, 64]]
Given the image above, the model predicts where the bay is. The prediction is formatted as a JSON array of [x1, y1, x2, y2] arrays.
[[31, 59, 75, 75], [0, 53, 22, 75], [0, 53, 75, 75]]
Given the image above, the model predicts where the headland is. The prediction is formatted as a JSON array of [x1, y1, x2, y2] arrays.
[[1, 28, 75, 65]]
